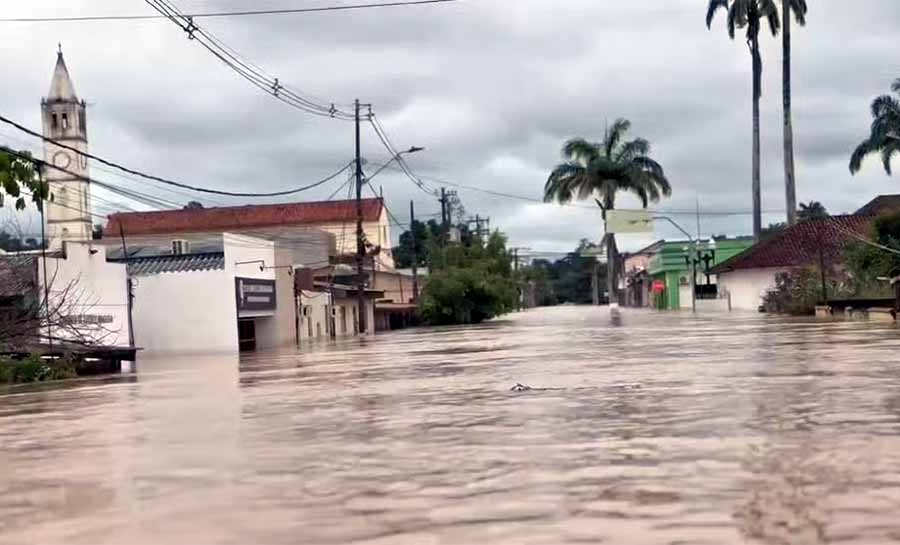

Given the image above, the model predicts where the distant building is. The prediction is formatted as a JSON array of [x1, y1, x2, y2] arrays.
[[106, 198, 395, 270], [0, 242, 131, 348], [712, 216, 872, 311], [712, 195, 900, 312], [623, 240, 665, 308], [42, 49, 93, 250], [648, 238, 755, 310], [112, 233, 293, 353]]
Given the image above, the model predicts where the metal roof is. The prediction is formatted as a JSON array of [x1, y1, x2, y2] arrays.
[[122, 252, 225, 276]]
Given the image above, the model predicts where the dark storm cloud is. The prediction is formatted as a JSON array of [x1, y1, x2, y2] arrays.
[[2, 0, 900, 250]]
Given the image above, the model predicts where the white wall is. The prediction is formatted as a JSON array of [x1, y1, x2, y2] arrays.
[[298, 290, 331, 342], [38, 241, 131, 346], [256, 247, 297, 350], [718, 268, 787, 311], [131, 269, 237, 353]]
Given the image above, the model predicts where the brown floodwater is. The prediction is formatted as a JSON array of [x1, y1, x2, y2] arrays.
[[2, 306, 900, 544]]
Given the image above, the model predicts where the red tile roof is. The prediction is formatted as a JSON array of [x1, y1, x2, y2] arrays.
[[712, 215, 873, 273], [106, 198, 384, 237]]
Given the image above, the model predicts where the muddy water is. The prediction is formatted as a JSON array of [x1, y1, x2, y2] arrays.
[[2, 306, 900, 544]]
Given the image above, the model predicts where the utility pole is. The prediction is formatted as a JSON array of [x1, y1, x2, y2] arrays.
[[510, 247, 530, 311], [439, 187, 448, 244], [410, 200, 419, 303], [355, 99, 367, 335], [38, 167, 52, 353]]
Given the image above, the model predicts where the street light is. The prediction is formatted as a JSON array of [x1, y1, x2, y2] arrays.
[[365, 146, 426, 182]]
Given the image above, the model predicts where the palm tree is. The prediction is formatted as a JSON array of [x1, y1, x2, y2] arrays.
[[544, 119, 671, 306], [781, 0, 807, 226], [797, 200, 827, 222], [707, 0, 780, 241], [850, 79, 900, 176]]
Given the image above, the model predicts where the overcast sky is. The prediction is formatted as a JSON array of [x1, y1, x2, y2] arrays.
[[2, 0, 899, 253]]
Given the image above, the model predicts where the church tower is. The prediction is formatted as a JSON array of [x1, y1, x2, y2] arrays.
[[41, 47, 92, 250]]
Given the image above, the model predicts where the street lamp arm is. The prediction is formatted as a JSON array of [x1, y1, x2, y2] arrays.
[[364, 146, 425, 183], [653, 216, 694, 242]]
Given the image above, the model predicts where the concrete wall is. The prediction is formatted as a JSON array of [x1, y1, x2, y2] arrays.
[[372, 270, 418, 304], [316, 210, 394, 269], [132, 269, 236, 353], [38, 241, 131, 346], [255, 246, 296, 350], [718, 268, 786, 311], [298, 290, 331, 342]]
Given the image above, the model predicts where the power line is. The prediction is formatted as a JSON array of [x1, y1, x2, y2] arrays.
[[0, 0, 458, 22], [145, 0, 358, 120], [0, 113, 354, 197]]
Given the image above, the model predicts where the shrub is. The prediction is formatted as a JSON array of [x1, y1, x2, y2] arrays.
[[0, 354, 77, 384]]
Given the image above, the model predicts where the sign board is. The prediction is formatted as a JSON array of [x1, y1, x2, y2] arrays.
[[606, 210, 654, 234], [236, 277, 277, 313]]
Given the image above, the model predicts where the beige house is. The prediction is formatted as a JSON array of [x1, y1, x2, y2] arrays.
[[106, 198, 394, 270]]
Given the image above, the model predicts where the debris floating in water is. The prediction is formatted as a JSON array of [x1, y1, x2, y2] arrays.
[[510, 383, 532, 392]]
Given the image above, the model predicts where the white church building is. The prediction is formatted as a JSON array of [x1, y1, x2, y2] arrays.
[[41, 47, 93, 250]]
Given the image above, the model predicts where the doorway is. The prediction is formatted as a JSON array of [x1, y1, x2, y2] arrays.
[[238, 319, 257, 351]]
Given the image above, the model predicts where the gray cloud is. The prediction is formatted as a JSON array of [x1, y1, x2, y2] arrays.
[[2, 0, 900, 251]]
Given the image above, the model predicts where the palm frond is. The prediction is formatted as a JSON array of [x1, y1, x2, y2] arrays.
[[561, 138, 599, 166], [544, 163, 586, 204], [892, 79, 900, 94], [604, 119, 631, 159], [881, 139, 900, 176], [706, 0, 730, 29], [850, 137, 875, 174], [788, 0, 808, 25], [616, 138, 650, 163]]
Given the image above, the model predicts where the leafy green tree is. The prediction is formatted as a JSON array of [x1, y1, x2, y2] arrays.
[[781, 0, 807, 226], [418, 231, 517, 325], [797, 200, 828, 222], [845, 211, 900, 298], [707, 0, 780, 241], [393, 219, 441, 269], [184, 200, 204, 210], [543, 119, 671, 305], [0, 148, 48, 210], [850, 79, 900, 176]]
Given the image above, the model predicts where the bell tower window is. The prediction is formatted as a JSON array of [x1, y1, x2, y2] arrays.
[[51, 114, 59, 130], [61, 113, 69, 130]]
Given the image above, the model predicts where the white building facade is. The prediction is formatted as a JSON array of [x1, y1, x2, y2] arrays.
[[36, 241, 131, 346], [126, 233, 296, 354]]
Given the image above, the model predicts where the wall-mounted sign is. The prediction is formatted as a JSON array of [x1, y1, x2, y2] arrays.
[[236, 277, 277, 312], [606, 210, 654, 234]]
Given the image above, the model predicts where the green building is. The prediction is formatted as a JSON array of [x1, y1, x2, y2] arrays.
[[647, 238, 754, 310]]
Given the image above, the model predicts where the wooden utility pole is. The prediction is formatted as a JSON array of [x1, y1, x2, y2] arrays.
[[38, 167, 52, 352], [410, 200, 419, 303], [354, 99, 367, 335]]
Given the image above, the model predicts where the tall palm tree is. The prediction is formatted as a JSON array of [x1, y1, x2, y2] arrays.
[[544, 119, 671, 306], [850, 79, 900, 176], [707, 0, 780, 241], [781, 0, 807, 226]]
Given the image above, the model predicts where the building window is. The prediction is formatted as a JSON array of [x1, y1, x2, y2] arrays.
[[57, 187, 67, 205], [61, 113, 69, 129], [78, 112, 86, 133], [51, 114, 59, 129]]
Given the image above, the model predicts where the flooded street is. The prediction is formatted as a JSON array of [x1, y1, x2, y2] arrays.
[[2, 306, 900, 544]]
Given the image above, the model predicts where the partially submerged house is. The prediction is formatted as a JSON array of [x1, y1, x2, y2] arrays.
[[713, 215, 875, 312]]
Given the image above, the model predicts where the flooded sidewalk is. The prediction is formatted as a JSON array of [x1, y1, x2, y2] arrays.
[[2, 306, 900, 544]]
